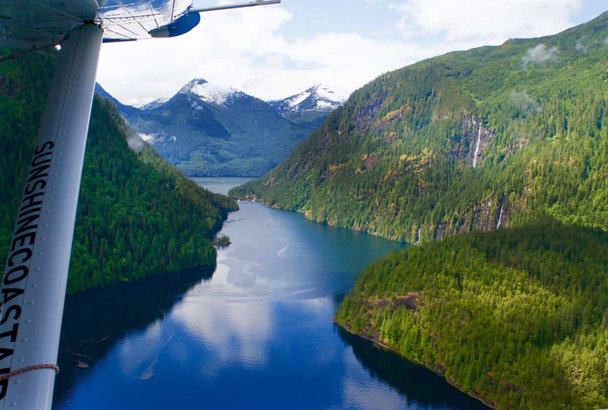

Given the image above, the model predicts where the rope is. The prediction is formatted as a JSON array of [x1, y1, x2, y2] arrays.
[[0, 364, 59, 382]]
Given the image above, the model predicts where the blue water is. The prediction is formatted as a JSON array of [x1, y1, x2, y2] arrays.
[[53, 178, 489, 410]]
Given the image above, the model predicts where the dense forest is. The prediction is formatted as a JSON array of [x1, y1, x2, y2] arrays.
[[231, 12, 608, 243], [336, 218, 608, 410], [0, 52, 238, 293], [230, 11, 608, 410]]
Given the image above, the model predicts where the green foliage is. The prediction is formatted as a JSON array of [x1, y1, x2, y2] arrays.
[[336, 219, 608, 410], [213, 234, 231, 247], [231, 12, 608, 242], [230, 12, 608, 410], [0, 53, 238, 293]]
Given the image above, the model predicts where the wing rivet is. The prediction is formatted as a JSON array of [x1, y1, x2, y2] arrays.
[[22, 338, 28, 343], [26, 319, 31, 324], [32, 284, 38, 288], [36, 267, 41, 271], [29, 301, 35, 305], [18, 359, 24, 363], [10, 402, 17, 407], [15, 380, 21, 384]]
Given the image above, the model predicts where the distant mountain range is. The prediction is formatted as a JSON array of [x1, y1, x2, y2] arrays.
[[96, 80, 343, 177]]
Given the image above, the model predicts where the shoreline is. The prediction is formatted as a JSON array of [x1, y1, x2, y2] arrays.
[[235, 194, 411, 243], [334, 319, 500, 410]]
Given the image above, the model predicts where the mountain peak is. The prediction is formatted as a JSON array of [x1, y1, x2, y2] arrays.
[[273, 84, 344, 115], [269, 84, 344, 127], [136, 96, 169, 110], [188, 78, 209, 86], [306, 84, 344, 102], [179, 78, 243, 106]]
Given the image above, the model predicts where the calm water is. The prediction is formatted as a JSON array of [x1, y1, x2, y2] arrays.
[[53, 178, 488, 410]]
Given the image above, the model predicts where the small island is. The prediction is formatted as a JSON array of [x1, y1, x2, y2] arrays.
[[213, 234, 231, 247]]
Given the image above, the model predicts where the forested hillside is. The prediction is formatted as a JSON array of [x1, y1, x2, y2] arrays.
[[231, 11, 608, 410], [336, 219, 608, 410], [0, 52, 237, 293], [231, 12, 608, 243]]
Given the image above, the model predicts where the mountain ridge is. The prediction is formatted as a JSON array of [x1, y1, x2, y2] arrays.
[[102, 79, 343, 177], [231, 10, 608, 241]]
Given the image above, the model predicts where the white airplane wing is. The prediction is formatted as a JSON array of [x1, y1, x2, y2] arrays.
[[98, 0, 194, 41], [1, 0, 282, 47]]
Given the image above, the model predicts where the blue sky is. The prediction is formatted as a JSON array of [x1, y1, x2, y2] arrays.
[[97, 0, 607, 105]]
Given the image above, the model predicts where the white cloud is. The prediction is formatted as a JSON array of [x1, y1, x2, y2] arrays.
[[172, 298, 273, 374], [390, 0, 582, 42], [97, 0, 593, 105], [509, 90, 541, 113], [98, 7, 294, 104], [575, 37, 589, 53], [98, 5, 449, 104], [522, 43, 560, 67], [126, 132, 146, 151]]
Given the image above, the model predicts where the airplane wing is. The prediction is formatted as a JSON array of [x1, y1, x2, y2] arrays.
[[1, 0, 283, 47], [0, 0, 98, 49], [0, 1, 280, 410], [99, 0, 282, 40], [97, 0, 194, 41]]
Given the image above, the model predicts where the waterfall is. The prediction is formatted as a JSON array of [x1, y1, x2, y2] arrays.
[[473, 123, 482, 168], [496, 200, 505, 229], [416, 228, 421, 244]]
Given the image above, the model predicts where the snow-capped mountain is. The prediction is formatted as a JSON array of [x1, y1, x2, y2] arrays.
[[270, 84, 345, 127], [98, 79, 310, 177], [178, 78, 246, 107]]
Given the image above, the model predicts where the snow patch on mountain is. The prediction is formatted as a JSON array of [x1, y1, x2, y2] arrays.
[[278, 84, 344, 113], [136, 97, 169, 110], [139, 133, 156, 143], [269, 84, 344, 126], [180, 78, 244, 106]]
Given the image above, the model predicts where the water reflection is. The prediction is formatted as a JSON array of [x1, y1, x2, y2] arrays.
[[336, 327, 489, 410], [54, 179, 488, 410], [54, 266, 214, 407], [172, 296, 274, 372]]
